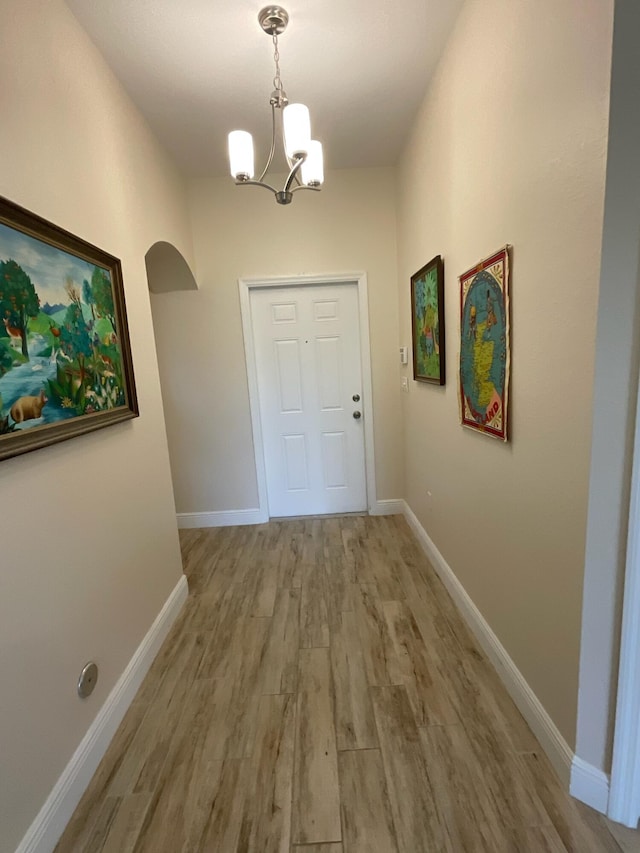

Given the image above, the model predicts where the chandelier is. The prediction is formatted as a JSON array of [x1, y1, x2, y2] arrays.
[[227, 6, 324, 205]]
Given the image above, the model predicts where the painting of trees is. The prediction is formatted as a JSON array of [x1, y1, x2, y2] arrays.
[[0, 259, 40, 358], [0, 195, 138, 460]]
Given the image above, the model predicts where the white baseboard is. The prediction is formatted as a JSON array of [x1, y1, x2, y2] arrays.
[[570, 756, 610, 814], [402, 501, 574, 787], [177, 500, 404, 526], [177, 508, 267, 528], [369, 499, 405, 516], [16, 575, 189, 853]]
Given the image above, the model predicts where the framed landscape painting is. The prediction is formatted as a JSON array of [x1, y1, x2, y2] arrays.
[[0, 196, 138, 461], [411, 255, 445, 385], [459, 246, 510, 441]]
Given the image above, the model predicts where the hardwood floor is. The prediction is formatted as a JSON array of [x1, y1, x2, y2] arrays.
[[55, 515, 638, 852]]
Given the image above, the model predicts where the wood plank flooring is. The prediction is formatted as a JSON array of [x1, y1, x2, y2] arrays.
[[55, 515, 638, 852]]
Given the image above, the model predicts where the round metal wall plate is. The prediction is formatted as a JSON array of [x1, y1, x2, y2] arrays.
[[258, 6, 289, 36], [77, 661, 98, 698]]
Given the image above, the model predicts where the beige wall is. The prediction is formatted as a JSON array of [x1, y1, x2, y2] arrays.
[[396, 0, 613, 748], [152, 169, 403, 515], [0, 2, 193, 849]]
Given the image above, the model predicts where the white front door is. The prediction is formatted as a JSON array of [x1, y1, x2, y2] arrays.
[[250, 283, 367, 517]]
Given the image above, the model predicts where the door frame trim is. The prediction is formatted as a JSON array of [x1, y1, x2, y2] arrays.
[[239, 272, 377, 519], [608, 369, 640, 826]]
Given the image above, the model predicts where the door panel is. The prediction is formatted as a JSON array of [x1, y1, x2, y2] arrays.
[[314, 299, 338, 320], [282, 433, 308, 491], [316, 337, 342, 410], [272, 302, 297, 323], [251, 283, 366, 517], [321, 431, 348, 488], [275, 339, 303, 412]]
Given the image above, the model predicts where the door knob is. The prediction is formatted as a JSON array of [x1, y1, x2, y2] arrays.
[[352, 394, 360, 402], [353, 410, 361, 420]]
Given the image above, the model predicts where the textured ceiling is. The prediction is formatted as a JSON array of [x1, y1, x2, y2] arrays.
[[65, 0, 464, 177]]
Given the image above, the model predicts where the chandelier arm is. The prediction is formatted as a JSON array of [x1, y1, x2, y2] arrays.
[[257, 104, 279, 183], [276, 108, 298, 178], [234, 178, 278, 196], [283, 154, 305, 194], [290, 184, 321, 194], [283, 147, 302, 184]]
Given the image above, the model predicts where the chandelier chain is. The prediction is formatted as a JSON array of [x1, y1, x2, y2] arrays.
[[272, 33, 283, 92]]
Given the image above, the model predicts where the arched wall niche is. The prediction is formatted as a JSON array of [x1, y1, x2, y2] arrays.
[[146, 239, 199, 518], [145, 240, 198, 294]]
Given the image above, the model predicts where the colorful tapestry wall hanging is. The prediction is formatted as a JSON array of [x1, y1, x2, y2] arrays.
[[459, 246, 510, 441]]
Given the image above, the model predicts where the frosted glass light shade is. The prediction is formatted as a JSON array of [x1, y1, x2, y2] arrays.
[[228, 130, 254, 179], [301, 140, 324, 186], [283, 103, 311, 158]]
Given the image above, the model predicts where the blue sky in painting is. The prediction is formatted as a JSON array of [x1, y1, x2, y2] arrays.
[[0, 222, 104, 306]]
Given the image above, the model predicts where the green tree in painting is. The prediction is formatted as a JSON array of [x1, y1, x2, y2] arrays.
[[0, 339, 14, 375], [0, 259, 40, 359], [91, 266, 116, 332], [82, 278, 96, 322], [60, 279, 92, 386]]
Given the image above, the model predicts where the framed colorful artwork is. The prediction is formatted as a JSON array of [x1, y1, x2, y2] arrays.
[[459, 246, 510, 441], [410, 255, 445, 385], [0, 195, 138, 461]]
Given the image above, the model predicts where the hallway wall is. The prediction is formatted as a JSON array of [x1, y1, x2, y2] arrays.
[[151, 168, 403, 516], [395, 0, 613, 750], [0, 2, 194, 850]]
